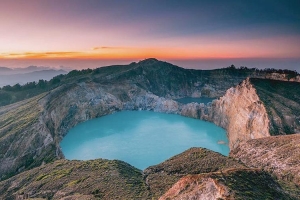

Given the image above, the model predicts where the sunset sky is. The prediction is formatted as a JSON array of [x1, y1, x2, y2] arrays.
[[0, 0, 299, 69]]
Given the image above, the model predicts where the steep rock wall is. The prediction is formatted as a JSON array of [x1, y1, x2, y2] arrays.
[[209, 78, 270, 149], [179, 78, 271, 149]]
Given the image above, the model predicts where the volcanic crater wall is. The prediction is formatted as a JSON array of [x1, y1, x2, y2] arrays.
[[1, 59, 299, 181], [0, 77, 271, 180]]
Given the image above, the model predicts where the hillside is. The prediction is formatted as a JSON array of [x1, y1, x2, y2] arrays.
[[1, 148, 296, 199], [230, 134, 300, 188], [160, 168, 296, 200], [144, 147, 245, 198], [0, 159, 149, 199]]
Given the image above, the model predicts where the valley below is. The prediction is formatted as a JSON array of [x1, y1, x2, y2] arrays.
[[0, 58, 300, 199]]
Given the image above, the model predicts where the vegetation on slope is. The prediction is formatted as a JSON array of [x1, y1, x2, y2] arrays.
[[217, 169, 295, 199], [0, 93, 57, 180], [144, 147, 245, 198], [0, 159, 149, 199], [250, 78, 300, 135], [1, 58, 297, 107], [0, 64, 136, 107], [230, 134, 300, 192], [1, 147, 297, 199]]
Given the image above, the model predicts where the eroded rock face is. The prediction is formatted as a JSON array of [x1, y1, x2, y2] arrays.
[[210, 78, 270, 149]]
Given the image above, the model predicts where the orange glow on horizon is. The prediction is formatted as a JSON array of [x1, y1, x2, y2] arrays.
[[1, 45, 298, 61]]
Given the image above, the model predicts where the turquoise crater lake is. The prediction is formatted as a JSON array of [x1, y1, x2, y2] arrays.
[[60, 111, 229, 169]]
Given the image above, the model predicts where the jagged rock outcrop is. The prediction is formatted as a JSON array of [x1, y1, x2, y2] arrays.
[[209, 78, 270, 149]]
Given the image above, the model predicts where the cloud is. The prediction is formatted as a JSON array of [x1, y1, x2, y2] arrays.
[[92, 46, 130, 51], [0, 51, 85, 59]]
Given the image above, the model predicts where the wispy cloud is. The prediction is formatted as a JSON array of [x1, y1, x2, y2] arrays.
[[0, 51, 85, 59], [92, 46, 130, 51]]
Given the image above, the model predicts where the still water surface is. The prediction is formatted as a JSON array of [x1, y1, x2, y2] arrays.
[[175, 97, 215, 104], [60, 111, 229, 169]]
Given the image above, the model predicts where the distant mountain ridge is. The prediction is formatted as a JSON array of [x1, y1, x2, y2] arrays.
[[0, 69, 67, 87], [0, 66, 13, 72], [0, 66, 50, 75]]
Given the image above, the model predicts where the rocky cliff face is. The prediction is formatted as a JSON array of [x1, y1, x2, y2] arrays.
[[179, 78, 271, 149], [209, 78, 270, 149]]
